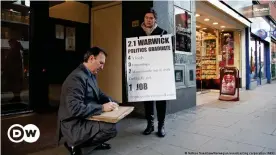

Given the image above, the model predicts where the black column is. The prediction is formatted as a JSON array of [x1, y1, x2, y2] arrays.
[[29, 2, 50, 111], [122, 1, 153, 104]]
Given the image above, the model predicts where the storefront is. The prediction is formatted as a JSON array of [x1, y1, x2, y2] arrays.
[[1, 1, 92, 116], [271, 39, 276, 80], [1, 1, 31, 115], [249, 35, 269, 85], [271, 22, 276, 80], [247, 16, 271, 89], [195, 1, 250, 91]]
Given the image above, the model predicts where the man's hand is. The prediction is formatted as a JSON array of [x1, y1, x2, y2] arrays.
[[102, 102, 119, 112]]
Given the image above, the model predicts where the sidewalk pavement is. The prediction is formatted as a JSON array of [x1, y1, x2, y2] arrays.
[[29, 82, 276, 155]]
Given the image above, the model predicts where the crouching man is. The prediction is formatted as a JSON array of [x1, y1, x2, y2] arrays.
[[57, 47, 118, 155]]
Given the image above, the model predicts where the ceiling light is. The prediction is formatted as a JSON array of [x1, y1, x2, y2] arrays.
[[196, 25, 201, 28], [204, 18, 210, 21], [196, 14, 200, 17], [221, 26, 225, 28], [222, 29, 224, 31], [203, 28, 207, 30], [213, 22, 218, 25]]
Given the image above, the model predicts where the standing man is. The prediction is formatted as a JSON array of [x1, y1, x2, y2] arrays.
[[133, 8, 168, 137], [57, 47, 119, 155]]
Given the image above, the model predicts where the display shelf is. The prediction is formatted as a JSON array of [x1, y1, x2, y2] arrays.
[[2, 19, 29, 26], [196, 30, 219, 80], [1, 1, 29, 46]]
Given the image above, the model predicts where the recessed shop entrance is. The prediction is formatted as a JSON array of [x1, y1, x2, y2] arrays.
[[195, 1, 246, 94]]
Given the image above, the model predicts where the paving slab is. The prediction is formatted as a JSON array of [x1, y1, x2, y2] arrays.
[[225, 129, 276, 149], [104, 133, 157, 155], [197, 138, 264, 152], [262, 148, 276, 153], [183, 123, 244, 141], [150, 143, 193, 155], [156, 129, 213, 151]]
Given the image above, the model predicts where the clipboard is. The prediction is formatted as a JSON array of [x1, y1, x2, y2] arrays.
[[87, 106, 134, 123]]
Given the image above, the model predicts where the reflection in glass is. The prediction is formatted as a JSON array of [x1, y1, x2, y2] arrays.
[[174, 6, 191, 53], [271, 42, 276, 79], [260, 42, 265, 79], [1, 1, 30, 115], [249, 37, 256, 81]]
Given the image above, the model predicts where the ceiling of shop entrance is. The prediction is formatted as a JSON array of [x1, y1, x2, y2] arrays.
[[196, 1, 245, 31], [49, 1, 113, 8], [48, 1, 113, 23]]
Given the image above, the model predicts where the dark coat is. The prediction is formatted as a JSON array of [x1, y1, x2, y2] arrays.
[[57, 64, 114, 147], [133, 25, 168, 37], [132, 25, 174, 51]]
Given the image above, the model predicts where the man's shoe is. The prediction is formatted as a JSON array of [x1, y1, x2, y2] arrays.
[[157, 124, 165, 137], [64, 143, 82, 155], [143, 124, 154, 135], [95, 143, 111, 150]]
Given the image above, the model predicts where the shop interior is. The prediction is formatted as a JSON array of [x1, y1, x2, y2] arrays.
[[1, 1, 31, 115], [195, 1, 245, 92]]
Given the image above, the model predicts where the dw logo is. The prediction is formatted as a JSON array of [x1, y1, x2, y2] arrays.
[[7, 124, 40, 143]]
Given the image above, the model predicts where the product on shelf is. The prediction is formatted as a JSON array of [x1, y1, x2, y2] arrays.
[[1, 9, 28, 24], [196, 30, 218, 80]]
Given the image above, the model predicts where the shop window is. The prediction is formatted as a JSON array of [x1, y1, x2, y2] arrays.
[[174, 6, 191, 54], [249, 37, 257, 81], [189, 69, 194, 81], [174, 6, 192, 89], [220, 32, 235, 67], [260, 42, 265, 79], [271, 42, 276, 79], [1, 1, 30, 115], [195, 23, 218, 81]]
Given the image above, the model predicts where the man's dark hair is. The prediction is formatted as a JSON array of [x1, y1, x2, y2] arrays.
[[84, 46, 107, 62], [144, 8, 157, 19]]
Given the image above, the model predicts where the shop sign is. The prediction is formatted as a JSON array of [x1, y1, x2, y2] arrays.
[[251, 17, 271, 41], [256, 29, 268, 40], [253, 4, 270, 17], [272, 29, 276, 38], [241, 4, 270, 18]]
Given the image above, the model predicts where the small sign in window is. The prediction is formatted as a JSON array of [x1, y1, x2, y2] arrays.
[[189, 70, 194, 81]]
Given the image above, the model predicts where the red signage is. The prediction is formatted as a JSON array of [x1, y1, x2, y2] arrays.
[[219, 67, 239, 101]]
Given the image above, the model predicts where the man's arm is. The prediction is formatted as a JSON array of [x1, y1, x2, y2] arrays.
[[65, 75, 103, 118], [99, 90, 119, 104]]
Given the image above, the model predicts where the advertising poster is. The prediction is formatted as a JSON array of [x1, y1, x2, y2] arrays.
[[126, 34, 176, 102], [55, 25, 64, 39], [175, 11, 191, 53], [220, 32, 234, 66], [65, 27, 75, 51], [220, 68, 237, 95]]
